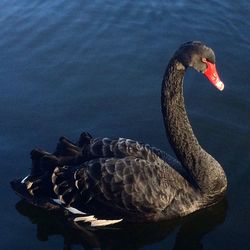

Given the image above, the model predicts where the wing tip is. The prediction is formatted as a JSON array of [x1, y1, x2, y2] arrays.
[[74, 216, 123, 227]]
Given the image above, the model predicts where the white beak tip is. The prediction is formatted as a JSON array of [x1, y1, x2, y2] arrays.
[[216, 81, 224, 91]]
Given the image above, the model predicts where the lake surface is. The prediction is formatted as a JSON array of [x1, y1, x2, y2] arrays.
[[1, 0, 250, 249]]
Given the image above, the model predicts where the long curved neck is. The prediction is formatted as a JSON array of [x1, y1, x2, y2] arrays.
[[162, 59, 201, 169], [161, 58, 227, 198]]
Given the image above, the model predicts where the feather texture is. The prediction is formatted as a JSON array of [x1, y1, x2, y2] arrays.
[[11, 42, 227, 226]]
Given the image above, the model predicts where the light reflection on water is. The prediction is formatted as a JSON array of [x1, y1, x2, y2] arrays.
[[15, 198, 227, 250]]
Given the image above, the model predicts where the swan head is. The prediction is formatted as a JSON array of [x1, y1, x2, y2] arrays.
[[174, 41, 224, 91]]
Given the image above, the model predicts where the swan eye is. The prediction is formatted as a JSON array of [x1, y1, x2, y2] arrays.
[[201, 58, 207, 63]]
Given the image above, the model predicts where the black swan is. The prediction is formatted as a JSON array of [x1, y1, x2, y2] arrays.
[[11, 41, 227, 227]]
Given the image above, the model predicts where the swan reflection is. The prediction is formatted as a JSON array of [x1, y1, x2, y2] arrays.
[[15, 198, 227, 250]]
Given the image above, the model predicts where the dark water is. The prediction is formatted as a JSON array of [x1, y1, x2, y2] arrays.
[[1, 0, 249, 249]]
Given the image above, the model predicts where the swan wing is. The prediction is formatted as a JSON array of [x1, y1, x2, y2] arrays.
[[52, 156, 188, 220]]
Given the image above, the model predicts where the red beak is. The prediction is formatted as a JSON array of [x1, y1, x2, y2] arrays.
[[204, 61, 224, 91]]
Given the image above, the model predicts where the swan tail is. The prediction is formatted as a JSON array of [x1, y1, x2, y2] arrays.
[[55, 136, 81, 157], [30, 149, 59, 176], [11, 132, 93, 200], [20, 151, 60, 197], [77, 132, 93, 147], [54, 132, 93, 165]]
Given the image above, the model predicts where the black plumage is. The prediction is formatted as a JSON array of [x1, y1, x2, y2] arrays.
[[11, 41, 227, 226]]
